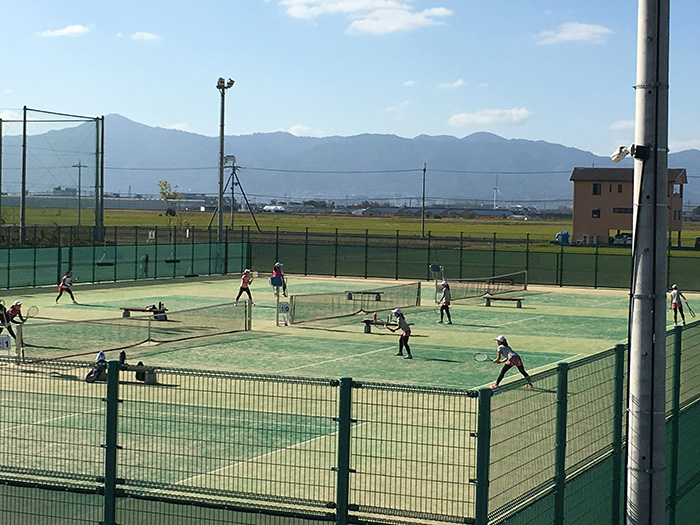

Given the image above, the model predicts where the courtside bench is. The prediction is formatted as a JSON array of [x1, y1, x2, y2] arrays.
[[484, 296, 524, 308], [120, 307, 168, 320]]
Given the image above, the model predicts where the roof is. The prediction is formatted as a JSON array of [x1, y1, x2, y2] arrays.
[[570, 167, 687, 184]]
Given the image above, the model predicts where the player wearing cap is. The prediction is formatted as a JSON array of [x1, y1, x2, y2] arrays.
[[437, 280, 452, 324], [669, 284, 687, 326], [56, 269, 78, 304], [388, 308, 412, 359], [0, 302, 18, 340], [7, 301, 26, 324], [271, 262, 287, 297], [235, 269, 255, 305], [491, 335, 532, 388]]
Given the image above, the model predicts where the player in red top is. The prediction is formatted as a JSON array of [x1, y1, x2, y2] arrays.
[[235, 269, 255, 305], [56, 270, 78, 304]]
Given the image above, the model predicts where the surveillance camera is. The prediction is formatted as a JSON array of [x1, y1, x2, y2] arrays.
[[610, 146, 630, 163]]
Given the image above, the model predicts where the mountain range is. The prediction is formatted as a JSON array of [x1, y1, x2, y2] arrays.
[[3, 114, 700, 208]]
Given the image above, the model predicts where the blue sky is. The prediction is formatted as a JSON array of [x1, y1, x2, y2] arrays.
[[2, 1, 699, 156]]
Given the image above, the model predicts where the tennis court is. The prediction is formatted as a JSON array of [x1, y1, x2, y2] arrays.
[[3, 272, 641, 389]]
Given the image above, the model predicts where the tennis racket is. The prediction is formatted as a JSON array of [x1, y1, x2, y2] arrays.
[[686, 301, 696, 318], [25, 305, 39, 319], [473, 352, 490, 362]]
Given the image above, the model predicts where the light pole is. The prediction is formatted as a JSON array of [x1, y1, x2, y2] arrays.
[[217, 77, 234, 242]]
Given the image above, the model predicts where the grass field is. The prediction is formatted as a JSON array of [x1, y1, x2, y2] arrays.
[[2, 273, 651, 389]]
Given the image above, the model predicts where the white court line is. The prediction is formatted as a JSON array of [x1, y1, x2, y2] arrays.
[[476, 315, 546, 331], [273, 346, 395, 374], [3, 406, 105, 434]]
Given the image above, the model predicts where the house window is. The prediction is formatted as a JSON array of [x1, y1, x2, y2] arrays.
[[609, 184, 613, 193], [613, 208, 633, 214], [593, 183, 601, 195], [592, 208, 601, 218], [618, 184, 623, 193]]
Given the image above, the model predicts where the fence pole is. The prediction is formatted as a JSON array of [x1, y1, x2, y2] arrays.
[[475, 387, 492, 525], [304, 227, 309, 276], [611, 343, 626, 525], [33, 225, 37, 287], [491, 233, 496, 276], [91, 225, 96, 283], [364, 229, 369, 279], [559, 242, 564, 287], [395, 230, 400, 281], [57, 225, 62, 286], [113, 226, 117, 282], [668, 325, 683, 524], [525, 233, 530, 276], [554, 362, 569, 525], [154, 226, 159, 279], [459, 232, 464, 279], [103, 360, 121, 525], [426, 231, 432, 281], [275, 226, 279, 263], [334, 228, 339, 278], [134, 226, 139, 280], [594, 240, 600, 289], [335, 377, 353, 525]]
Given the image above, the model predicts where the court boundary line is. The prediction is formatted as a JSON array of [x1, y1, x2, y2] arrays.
[[273, 346, 396, 374]]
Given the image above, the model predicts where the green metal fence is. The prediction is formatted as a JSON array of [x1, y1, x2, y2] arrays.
[[1, 328, 700, 524], [2, 226, 700, 291]]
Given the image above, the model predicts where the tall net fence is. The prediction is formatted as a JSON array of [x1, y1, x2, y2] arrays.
[[17, 301, 251, 360], [289, 281, 421, 325]]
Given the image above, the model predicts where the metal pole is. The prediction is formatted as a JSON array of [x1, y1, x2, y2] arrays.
[[626, 2, 669, 523], [421, 163, 426, 237], [20, 106, 27, 243], [72, 161, 85, 226], [217, 78, 234, 243]]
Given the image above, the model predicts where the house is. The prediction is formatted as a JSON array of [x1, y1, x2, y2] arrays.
[[569, 167, 686, 245]]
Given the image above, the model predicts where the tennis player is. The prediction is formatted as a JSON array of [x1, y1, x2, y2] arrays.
[[235, 269, 255, 305], [388, 308, 413, 359], [272, 262, 287, 297], [491, 335, 532, 388], [0, 302, 18, 340], [669, 284, 687, 326], [437, 280, 452, 324], [7, 300, 26, 324], [56, 269, 78, 304]]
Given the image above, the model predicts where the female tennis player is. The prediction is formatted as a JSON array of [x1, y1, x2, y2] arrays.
[[669, 284, 687, 326], [0, 302, 18, 340], [272, 262, 287, 297], [437, 280, 452, 324], [235, 269, 255, 305], [491, 335, 532, 388], [56, 269, 78, 304], [388, 308, 412, 359]]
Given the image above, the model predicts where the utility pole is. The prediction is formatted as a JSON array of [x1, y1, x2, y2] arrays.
[[72, 160, 86, 226], [421, 163, 426, 237], [217, 77, 234, 243], [626, 1, 669, 524]]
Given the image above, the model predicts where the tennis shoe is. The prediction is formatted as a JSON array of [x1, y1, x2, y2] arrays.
[[394, 352, 403, 356], [437, 320, 443, 324], [447, 321, 452, 324], [405, 354, 413, 359], [72, 301, 78, 304]]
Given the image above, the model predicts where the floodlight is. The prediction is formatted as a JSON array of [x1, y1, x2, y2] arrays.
[[610, 146, 631, 163]]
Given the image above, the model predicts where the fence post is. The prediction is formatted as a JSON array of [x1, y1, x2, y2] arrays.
[[559, 242, 564, 287], [395, 230, 400, 281], [113, 226, 118, 282], [103, 360, 121, 525], [525, 233, 530, 276], [275, 226, 280, 263], [459, 232, 464, 280], [134, 226, 139, 280], [335, 377, 353, 525], [57, 225, 63, 287], [33, 225, 38, 287], [334, 228, 339, 278], [154, 226, 159, 279], [304, 227, 309, 276], [426, 231, 432, 281], [594, 240, 600, 289], [364, 229, 369, 279], [668, 325, 683, 524], [554, 362, 569, 525], [491, 233, 496, 276], [611, 343, 625, 525], [475, 387, 492, 525]]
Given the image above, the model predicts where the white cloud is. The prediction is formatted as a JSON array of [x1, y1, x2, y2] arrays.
[[448, 107, 531, 127], [403, 80, 416, 87], [669, 139, 700, 152], [610, 120, 634, 131], [386, 100, 410, 117], [536, 22, 612, 45], [132, 32, 160, 41], [289, 124, 325, 137], [438, 79, 464, 89], [41, 25, 90, 37], [279, 1, 453, 35]]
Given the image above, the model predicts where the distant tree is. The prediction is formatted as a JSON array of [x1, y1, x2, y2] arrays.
[[158, 180, 182, 226]]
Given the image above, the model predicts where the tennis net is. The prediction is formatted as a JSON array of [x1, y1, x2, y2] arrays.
[[439, 270, 527, 302], [289, 281, 421, 324], [16, 301, 251, 360]]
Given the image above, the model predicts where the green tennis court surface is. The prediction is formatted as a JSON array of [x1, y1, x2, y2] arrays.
[[1, 274, 650, 389]]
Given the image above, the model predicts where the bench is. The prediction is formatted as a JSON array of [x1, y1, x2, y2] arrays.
[[484, 296, 523, 308], [134, 364, 157, 385], [120, 306, 168, 320]]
